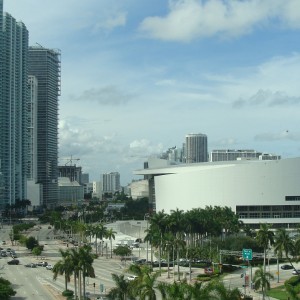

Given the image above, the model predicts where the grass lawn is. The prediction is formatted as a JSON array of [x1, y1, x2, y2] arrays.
[[267, 285, 289, 300]]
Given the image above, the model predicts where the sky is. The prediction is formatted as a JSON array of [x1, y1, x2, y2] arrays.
[[4, 0, 300, 185]]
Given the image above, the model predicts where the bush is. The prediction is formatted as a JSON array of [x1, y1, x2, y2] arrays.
[[62, 289, 74, 297]]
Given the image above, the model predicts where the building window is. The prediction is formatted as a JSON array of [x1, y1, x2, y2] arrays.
[[273, 213, 281, 218], [262, 213, 271, 218], [239, 213, 248, 219], [286, 196, 300, 201], [249, 206, 260, 211], [249, 213, 260, 218], [283, 212, 292, 218]]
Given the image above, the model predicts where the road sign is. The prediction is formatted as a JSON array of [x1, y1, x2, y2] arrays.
[[242, 248, 253, 260]]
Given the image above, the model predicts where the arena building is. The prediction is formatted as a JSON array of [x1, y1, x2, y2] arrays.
[[134, 157, 300, 228]]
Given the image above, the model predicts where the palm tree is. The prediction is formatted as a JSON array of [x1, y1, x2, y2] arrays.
[[106, 227, 117, 258], [149, 211, 168, 272], [253, 265, 274, 300], [256, 223, 274, 273], [212, 280, 242, 300], [77, 245, 96, 299], [107, 274, 134, 300], [93, 223, 107, 256], [52, 249, 73, 291], [139, 271, 161, 300], [69, 248, 80, 300], [274, 228, 295, 267]]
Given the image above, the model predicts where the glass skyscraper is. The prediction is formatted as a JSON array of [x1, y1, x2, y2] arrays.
[[0, 1, 29, 207], [28, 46, 61, 208]]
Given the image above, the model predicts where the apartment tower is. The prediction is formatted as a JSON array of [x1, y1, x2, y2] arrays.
[[0, 1, 29, 207], [185, 133, 208, 163], [28, 46, 61, 208]]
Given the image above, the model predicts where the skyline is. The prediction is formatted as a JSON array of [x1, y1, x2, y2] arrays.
[[4, 0, 300, 185]]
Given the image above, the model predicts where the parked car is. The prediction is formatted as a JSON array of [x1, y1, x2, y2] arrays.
[[25, 263, 37, 268], [1, 252, 7, 257], [281, 264, 293, 270], [127, 275, 138, 281], [37, 261, 48, 267], [46, 264, 53, 270], [7, 259, 19, 265], [292, 269, 300, 275]]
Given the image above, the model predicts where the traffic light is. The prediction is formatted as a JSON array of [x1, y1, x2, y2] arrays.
[[93, 282, 95, 288]]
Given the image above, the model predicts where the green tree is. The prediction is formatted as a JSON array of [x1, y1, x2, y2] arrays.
[[93, 223, 107, 255], [0, 277, 16, 300], [253, 265, 274, 300], [256, 223, 274, 273], [32, 246, 42, 258], [274, 228, 295, 268], [77, 245, 96, 299], [53, 249, 74, 291], [212, 280, 242, 300], [107, 274, 135, 300], [25, 236, 39, 250], [106, 227, 116, 258]]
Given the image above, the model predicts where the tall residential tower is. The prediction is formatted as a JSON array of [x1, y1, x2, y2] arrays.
[[28, 46, 61, 208], [0, 1, 29, 207], [185, 133, 208, 163]]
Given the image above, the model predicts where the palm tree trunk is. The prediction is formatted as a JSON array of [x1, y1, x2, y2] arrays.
[[74, 273, 78, 300], [79, 270, 82, 300], [82, 268, 86, 300], [64, 274, 67, 291], [177, 247, 180, 281], [110, 238, 113, 258], [95, 236, 98, 255]]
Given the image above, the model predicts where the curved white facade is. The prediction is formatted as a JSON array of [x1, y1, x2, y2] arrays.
[[135, 157, 300, 227]]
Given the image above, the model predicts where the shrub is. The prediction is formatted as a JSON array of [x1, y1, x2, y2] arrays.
[[62, 289, 74, 297]]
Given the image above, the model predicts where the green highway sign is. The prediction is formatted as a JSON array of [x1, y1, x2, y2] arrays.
[[242, 248, 253, 260]]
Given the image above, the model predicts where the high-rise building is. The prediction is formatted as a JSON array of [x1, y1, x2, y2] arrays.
[[102, 172, 120, 194], [0, 2, 29, 207], [28, 46, 61, 208], [185, 133, 208, 163]]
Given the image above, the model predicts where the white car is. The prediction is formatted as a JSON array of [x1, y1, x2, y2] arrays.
[[46, 264, 53, 270], [127, 275, 138, 281]]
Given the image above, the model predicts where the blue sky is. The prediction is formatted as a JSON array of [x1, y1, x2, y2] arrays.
[[4, 0, 300, 185]]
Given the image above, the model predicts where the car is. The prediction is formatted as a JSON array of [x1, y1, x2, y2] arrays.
[[25, 263, 37, 268], [37, 261, 48, 267], [11, 254, 17, 259], [292, 269, 300, 275], [127, 275, 138, 281], [281, 264, 293, 270], [1, 252, 7, 257], [7, 259, 19, 265], [46, 264, 53, 270], [204, 267, 213, 274]]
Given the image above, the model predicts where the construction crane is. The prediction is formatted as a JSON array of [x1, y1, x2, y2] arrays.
[[61, 155, 80, 166]]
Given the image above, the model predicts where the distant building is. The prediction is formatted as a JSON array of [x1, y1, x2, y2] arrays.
[[129, 180, 149, 200], [58, 165, 82, 184], [185, 133, 208, 163], [58, 177, 84, 206], [81, 173, 89, 184], [102, 172, 120, 194], [92, 181, 102, 199], [210, 149, 281, 162]]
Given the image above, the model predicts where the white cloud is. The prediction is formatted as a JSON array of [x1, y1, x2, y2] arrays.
[[139, 0, 300, 42], [72, 86, 134, 105], [93, 11, 127, 32]]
